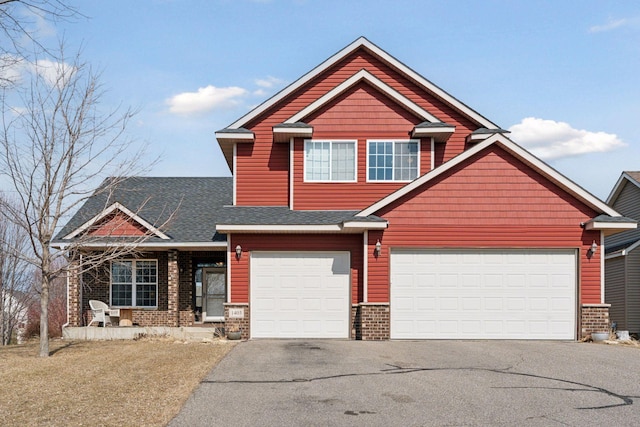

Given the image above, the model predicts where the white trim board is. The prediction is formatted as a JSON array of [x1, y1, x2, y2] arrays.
[[286, 69, 440, 124], [358, 133, 622, 218], [63, 202, 170, 240], [227, 37, 498, 130]]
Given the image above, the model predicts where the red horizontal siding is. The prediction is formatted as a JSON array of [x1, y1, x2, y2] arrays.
[[230, 234, 363, 304], [89, 212, 146, 236], [367, 226, 601, 304], [366, 145, 602, 304], [236, 47, 477, 206]]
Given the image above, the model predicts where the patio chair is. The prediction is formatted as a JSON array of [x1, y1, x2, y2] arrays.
[[88, 300, 120, 327]]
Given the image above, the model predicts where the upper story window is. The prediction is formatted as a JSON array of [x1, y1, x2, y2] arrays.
[[304, 140, 356, 182], [368, 140, 419, 182], [111, 260, 158, 308]]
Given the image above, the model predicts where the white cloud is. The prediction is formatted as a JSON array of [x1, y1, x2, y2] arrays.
[[508, 117, 626, 160], [255, 76, 285, 88], [166, 85, 248, 115], [31, 59, 76, 87], [589, 18, 628, 33]]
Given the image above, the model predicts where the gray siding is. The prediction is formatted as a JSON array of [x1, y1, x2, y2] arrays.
[[627, 250, 640, 334], [605, 256, 627, 330], [607, 181, 640, 247]]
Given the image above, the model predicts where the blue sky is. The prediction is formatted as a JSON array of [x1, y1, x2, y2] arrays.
[[8, 0, 640, 199]]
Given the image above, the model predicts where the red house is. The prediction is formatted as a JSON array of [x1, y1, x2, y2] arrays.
[[56, 38, 635, 340]]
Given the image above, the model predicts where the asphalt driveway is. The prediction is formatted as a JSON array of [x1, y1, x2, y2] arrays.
[[169, 340, 640, 426]]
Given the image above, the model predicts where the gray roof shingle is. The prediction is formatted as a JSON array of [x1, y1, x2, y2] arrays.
[[54, 177, 232, 244]]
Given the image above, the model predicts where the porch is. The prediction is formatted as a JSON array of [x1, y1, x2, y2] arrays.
[[62, 325, 224, 341]]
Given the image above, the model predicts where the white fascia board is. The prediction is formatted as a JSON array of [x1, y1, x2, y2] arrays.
[[606, 172, 640, 205], [358, 134, 623, 218], [357, 137, 495, 216], [228, 37, 498, 130], [412, 126, 455, 136], [216, 224, 343, 233], [214, 131, 255, 141], [466, 133, 491, 142], [63, 202, 170, 240], [342, 221, 388, 230], [584, 221, 637, 231], [286, 69, 439, 124], [52, 241, 227, 250], [493, 136, 622, 217], [272, 126, 313, 136]]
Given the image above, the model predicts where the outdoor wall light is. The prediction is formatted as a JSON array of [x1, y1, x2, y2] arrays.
[[235, 244, 242, 260], [588, 240, 598, 257], [375, 239, 382, 256]]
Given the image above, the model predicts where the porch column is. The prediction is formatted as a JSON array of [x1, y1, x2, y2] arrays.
[[67, 259, 82, 327], [167, 250, 179, 327]]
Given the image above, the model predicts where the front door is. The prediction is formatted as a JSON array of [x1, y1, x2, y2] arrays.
[[202, 268, 226, 322]]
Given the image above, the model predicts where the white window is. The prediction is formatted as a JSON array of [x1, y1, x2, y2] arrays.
[[111, 260, 158, 307], [368, 140, 419, 181], [304, 140, 356, 182]]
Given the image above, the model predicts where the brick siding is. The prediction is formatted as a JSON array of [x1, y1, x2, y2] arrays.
[[224, 303, 249, 339], [359, 303, 390, 340], [581, 304, 611, 338]]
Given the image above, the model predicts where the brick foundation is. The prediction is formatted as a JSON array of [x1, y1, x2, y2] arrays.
[[581, 304, 611, 338], [224, 303, 249, 339], [358, 303, 390, 340]]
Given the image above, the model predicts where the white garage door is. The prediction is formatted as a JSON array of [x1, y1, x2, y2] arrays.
[[250, 252, 350, 338], [391, 249, 577, 340]]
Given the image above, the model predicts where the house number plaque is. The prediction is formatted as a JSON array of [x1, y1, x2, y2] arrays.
[[229, 308, 244, 318]]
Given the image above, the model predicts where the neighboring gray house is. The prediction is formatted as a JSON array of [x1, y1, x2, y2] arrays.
[[605, 172, 640, 334]]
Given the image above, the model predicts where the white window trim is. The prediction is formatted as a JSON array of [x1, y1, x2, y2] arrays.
[[303, 139, 358, 183], [110, 259, 158, 308], [366, 139, 420, 183]]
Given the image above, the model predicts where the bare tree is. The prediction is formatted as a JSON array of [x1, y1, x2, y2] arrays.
[[0, 195, 34, 345], [0, 0, 80, 87], [0, 44, 174, 357]]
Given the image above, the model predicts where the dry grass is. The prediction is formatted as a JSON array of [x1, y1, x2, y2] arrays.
[[0, 338, 235, 426]]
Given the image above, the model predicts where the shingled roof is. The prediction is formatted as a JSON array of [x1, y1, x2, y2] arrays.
[[53, 177, 233, 245]]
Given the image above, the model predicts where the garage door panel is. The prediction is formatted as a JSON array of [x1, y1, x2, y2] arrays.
[[391, 249, 576, 340], [251, 252, 350, 339]]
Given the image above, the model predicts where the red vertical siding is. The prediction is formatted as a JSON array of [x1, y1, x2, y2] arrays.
[[366, 145, 601, 304], [235, 47, 477, 207], [230, 234, 363, 304]]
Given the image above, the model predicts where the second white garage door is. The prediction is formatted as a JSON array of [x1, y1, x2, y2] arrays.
[[391, 249, 577, 340], [250, 251, 350, 338]]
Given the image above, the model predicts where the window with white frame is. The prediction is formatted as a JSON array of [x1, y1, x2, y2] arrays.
[[304, 140, 356, 182], [111, 260, 158, 307], [368, 140, 419, 181]]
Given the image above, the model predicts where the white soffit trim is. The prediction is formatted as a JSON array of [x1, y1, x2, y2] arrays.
[[342, 220, 388, 230], [53, 241, 227, 250], [358, 134, 621, 218], [63, 202, 170, 240], [285, 69, 439, 124], [606, 172, 640, 205], [227, 37, 498, 130], [584, 221, 637, 231], [217, 224, 343, 233], [214, 131, 255, 141], [272, 126, 314, 135]]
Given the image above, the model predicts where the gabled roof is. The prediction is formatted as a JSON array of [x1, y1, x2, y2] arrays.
[[63, 202, 170, 240], [357, 133, 626, 221], [224, 37, 499, 131], [284, 69, 441, 124], [53, 177, 233, 248], [606, 171, 640, 204]]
